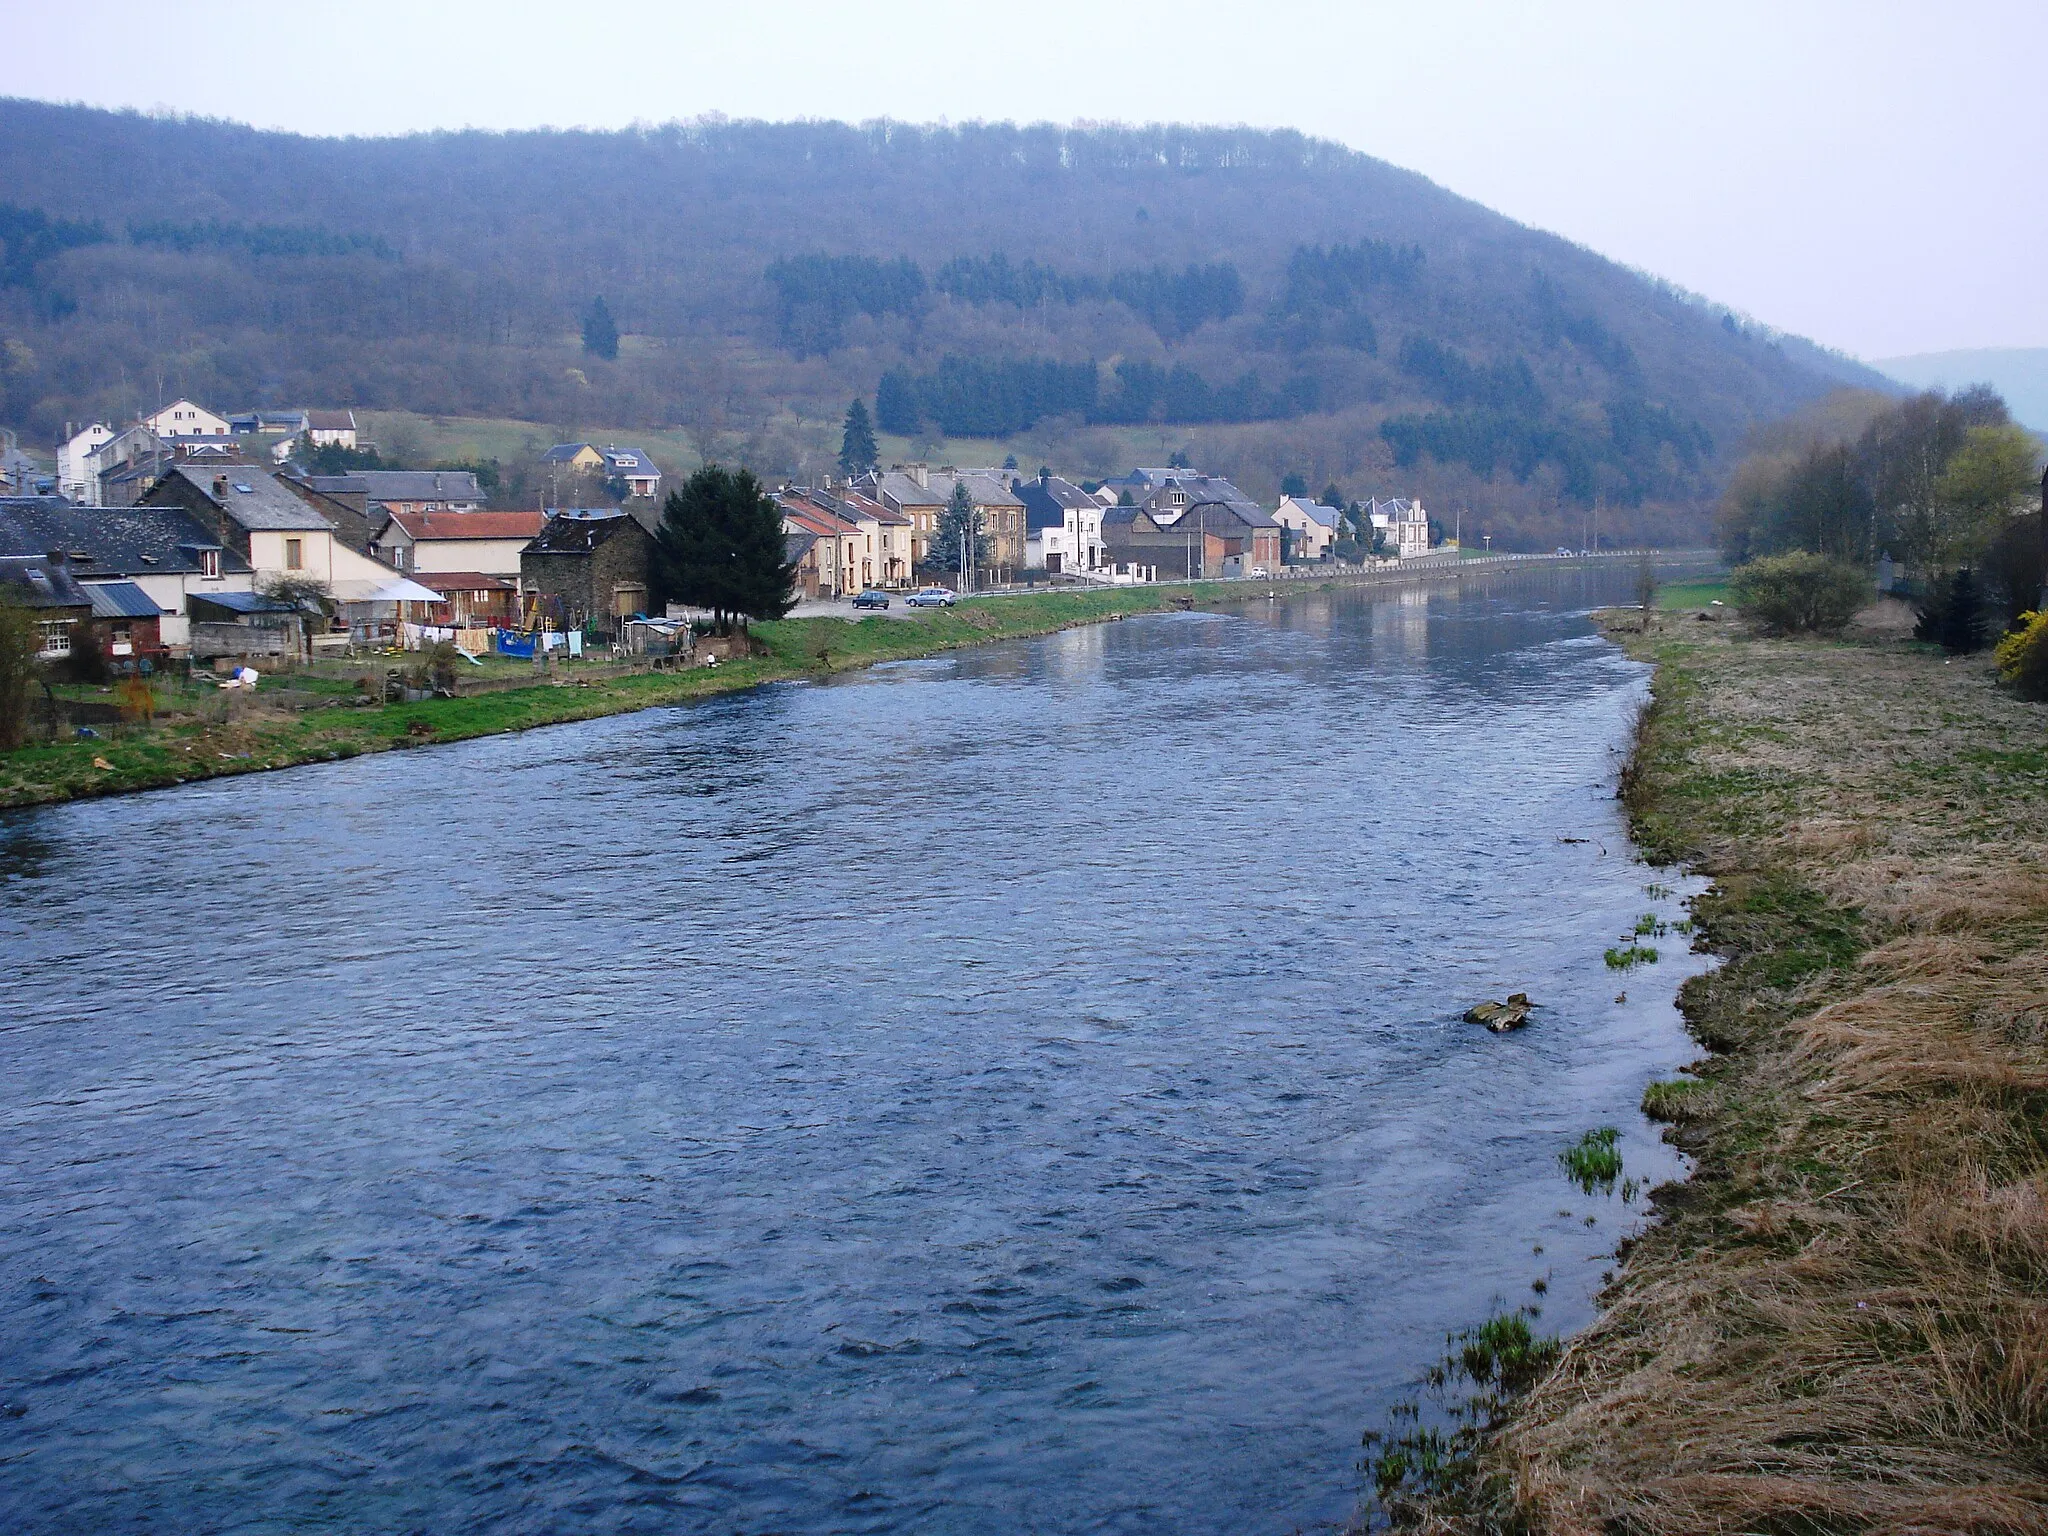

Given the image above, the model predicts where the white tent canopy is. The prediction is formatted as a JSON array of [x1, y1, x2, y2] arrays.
[[331, 576, 445, 604]]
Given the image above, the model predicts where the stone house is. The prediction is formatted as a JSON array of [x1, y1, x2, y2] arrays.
[[519, 508, 655, 626]]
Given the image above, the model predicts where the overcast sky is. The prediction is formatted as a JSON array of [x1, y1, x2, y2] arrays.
[[9, 0, 2041, 360]]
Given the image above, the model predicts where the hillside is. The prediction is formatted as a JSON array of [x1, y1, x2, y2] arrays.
[[0, 100, 1889, 546]]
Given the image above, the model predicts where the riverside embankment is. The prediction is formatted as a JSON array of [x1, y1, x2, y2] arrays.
[[1471, 609, 2048, 1534], [0, 551, 1693, 810]]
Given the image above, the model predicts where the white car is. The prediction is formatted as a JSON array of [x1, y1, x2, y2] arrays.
[[1248, 565, 1270, 578], [906, 586, 957, 608]]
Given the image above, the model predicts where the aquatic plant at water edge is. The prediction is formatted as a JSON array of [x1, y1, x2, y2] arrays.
[[1559, 1127, 1622, 1192], [1605, 943, 1658, 969], [1360, 1310, 1562, 1528]]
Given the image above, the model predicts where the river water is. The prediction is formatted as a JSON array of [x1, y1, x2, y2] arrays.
[[0, 566, 1706, 1534]]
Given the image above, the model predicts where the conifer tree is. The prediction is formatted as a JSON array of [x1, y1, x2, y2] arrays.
[[654, 465, 796, 631], [838, 398, 877, 477], [581, 296, 619, 360], [929, 480, 988, 584]]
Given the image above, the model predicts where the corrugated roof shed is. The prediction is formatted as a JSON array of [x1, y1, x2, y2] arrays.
[[83, 581, 164, 619]]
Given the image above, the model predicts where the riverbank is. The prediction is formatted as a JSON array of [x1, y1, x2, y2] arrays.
[[1477, 612, 2048, 1532], [2, 556, 1703, 811], [1, 585, 1223, 809]]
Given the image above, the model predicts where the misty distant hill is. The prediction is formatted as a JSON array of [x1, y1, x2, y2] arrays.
[[1875, 349, 2048, 433], [0, 98, 1890, 545]]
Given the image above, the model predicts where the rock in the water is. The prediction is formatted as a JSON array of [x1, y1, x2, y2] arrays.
[[1464, 996, 1533, 1031]]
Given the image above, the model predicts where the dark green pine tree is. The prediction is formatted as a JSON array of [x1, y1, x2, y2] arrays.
[[1320, 483, 1344, 509], [581, 296, 619, 360], [654, 466, 796, 630], [1914, 567, 1990, 654], [838, 398, 878, 477], [1279, 471, 1308, 498], [875, 372, 919, 436], [929, 480, 988, 580]]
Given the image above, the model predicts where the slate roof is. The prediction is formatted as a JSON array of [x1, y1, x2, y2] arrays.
[[927, 470, 1023, 509], [1278, 496, 1342, 529], [165, 464, 334, 532], [1015, 474, 1098, 532], [0, 554, 93, 611], [600, 446, 659, 476], [785, 530, 818, 565], [524, 508, 641, 555], [383, 510, 545, 542], [541, 442, 599, 464], [83, 580, 163, 619], [0, 494, 249, 577], [305, 410, 356, 432], [344, 470, 484, 503], [860, 470, 946, 508]]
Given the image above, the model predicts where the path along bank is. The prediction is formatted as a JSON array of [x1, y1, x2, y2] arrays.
[[1463, 610, 2048, 1533]]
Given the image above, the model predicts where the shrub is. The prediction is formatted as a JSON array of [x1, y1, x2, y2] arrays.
[[1994, 609, 2048, 699], [1727, 552, 1870, 635]]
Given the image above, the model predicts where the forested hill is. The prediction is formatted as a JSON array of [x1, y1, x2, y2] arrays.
[[0, 98, 1887, 545]]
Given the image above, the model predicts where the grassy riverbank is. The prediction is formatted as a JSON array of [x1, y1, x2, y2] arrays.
[[0, 585, 1227, 809], [1473, 612, 2048, 1533]]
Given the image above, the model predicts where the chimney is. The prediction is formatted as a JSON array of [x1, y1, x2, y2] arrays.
[[213, 474, 229, 499], [909, 463, 928, 489]]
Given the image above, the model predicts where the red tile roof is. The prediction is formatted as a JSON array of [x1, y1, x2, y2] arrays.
[[417, 571, 513, 592], [386, 510, 545, 541]]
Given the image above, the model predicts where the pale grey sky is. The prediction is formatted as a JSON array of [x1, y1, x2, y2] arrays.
[[8, 0, 2041, 360]]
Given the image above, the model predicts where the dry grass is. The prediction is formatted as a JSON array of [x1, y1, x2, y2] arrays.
[[1486, 616, 2048, 1535]]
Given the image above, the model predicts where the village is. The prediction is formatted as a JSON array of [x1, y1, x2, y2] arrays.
[[0, 398, 1456, 681]]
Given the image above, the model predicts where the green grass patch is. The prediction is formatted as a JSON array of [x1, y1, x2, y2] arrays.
[[1559, 1127, 1624, 1192], [1656, 578, 1730, 610], [1642, 1079, 1711, 1123], [1605, 943, 1659, 970]]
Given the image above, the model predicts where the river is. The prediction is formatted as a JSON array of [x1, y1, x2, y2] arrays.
[[0, 566, 1707, 1534]]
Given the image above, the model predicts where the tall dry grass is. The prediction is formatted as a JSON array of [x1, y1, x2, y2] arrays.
[[1486, 620, 2048, 1535]]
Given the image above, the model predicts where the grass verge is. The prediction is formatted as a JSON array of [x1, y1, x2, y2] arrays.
[[0, 585, 1229, 809], [1457, 611, 2048, 1534]]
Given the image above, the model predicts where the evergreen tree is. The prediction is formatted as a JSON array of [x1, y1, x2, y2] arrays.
[[1280, 471, 1308, 498], [839, 397, 877, 477], [1320, 483, 1344, 509], [654, 465, 796, 631], [928, 480, 988, 583], [581, 296, 619, 360], [875, 371, 920, 435], [1914, 566, 1991, 654]]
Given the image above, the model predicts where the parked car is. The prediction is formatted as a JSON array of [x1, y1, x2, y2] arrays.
[[907, 586, 956, 607], [1555, 546, 1574, 557], [852, 589, 890, 610], [1248, 565, 1270, 578]]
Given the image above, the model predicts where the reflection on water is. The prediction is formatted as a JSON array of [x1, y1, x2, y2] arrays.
[[0, 566, 1708, 1534]]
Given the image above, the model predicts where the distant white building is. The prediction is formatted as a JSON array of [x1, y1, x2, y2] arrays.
[[1363, 496, 1433, 559], [1017, 472, 1107, 575], [142, 399, 232, 441], [56, 422, 114, 503]]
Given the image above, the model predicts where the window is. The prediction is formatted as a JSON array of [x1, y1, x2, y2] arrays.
[[200, 548, 221, 580], [37, 621, 71, 657], [285, 538, 303, 571]]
